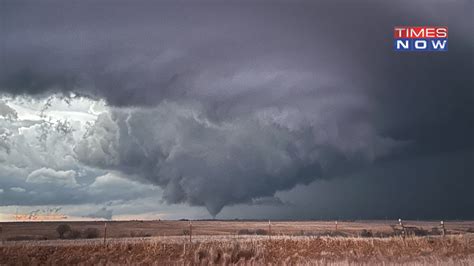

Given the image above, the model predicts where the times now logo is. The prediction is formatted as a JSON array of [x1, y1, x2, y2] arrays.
[[394, 26, 448, 52]]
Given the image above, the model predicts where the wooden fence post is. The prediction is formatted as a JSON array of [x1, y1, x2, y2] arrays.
[[104, 222, 107, 246], [268, 220, 272, 239], [189, 221, 192, 243], [399, 218, 406, 238], [441, 221, 445, 237]]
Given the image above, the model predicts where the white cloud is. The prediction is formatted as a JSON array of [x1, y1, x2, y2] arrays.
[[26, 168, 79, 188], [88, 172, 159, 198], [0, 101, 17, 120], [10, 187, 26, 193]]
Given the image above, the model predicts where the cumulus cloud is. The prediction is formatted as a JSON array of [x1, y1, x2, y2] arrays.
[[0, 96, 159, 207], [10, 187, 26, 193], [0, 101, 17, 120], [26, 168, 79, 188], [87, 173, 159, 201]]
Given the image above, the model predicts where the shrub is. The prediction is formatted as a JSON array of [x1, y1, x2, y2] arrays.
[[405, 226, 429, 236], [237, 229, 268, 235], [83, 228, 100, 239], [360, 229, 373, 237], [56, 224, 71, 239], [130, 231, 152, 238], [196, 249, 209, 261], [431, 227, 442, 235], [237, 229, 252, 235], [66, 229, 82, 239]]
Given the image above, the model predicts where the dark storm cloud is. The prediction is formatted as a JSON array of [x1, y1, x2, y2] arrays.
[[0, 1, 388, 107], [1, 0, 472, 217], [218, 150, 474, 220], [73, 103, 398, 216]]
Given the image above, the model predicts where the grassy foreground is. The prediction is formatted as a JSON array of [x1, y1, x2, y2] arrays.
[[1, 235, 473, 265]]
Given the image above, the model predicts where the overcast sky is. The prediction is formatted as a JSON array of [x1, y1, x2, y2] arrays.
[[0, 0, 472, 220]]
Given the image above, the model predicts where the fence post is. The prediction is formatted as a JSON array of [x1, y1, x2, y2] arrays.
[[441, 221, 445, 237], [335, 220, 338, 232], [189, 221, 192, 243], [399, 218, 406, 238], [268, 220, 272, 239], [103, 222, 107, 246]]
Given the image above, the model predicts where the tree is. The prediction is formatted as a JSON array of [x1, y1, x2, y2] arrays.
[[56, 224, 71, 239]]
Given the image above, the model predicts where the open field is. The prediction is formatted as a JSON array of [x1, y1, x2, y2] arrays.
[[1, 220, 473, 265], [2, 220, 474, 240]]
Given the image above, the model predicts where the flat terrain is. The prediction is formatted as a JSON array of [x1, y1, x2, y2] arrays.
[[1, 220, 473, 265], [2, 220, 473, 240]]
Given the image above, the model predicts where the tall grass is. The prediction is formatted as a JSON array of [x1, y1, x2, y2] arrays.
[[1, 234, 473, 265]]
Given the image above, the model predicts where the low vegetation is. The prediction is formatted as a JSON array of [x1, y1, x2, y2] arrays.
[[1, 235, 472, 265], [55, 224, 100, 240], [237, 229, 268, 235], [1, 220, 473, 264], [83, 228, 100, 239]]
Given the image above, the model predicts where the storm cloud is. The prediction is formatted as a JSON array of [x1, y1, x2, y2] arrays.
[[74, 101, 402, 215], [0, 0, 472, 218]]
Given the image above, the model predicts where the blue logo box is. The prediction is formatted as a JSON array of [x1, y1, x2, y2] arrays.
[[394, 38, 448, 52]]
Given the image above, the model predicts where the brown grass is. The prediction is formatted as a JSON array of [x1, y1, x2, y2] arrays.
[[1, 221, 473, 265], [1, 220, 473, 240], [1, 235, 473, 265]]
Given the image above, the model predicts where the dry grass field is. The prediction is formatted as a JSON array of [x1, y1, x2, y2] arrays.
[[1, 220, 473, 265]]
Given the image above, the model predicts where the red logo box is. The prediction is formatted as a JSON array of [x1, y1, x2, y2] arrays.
[[394, 27, 448, 38]]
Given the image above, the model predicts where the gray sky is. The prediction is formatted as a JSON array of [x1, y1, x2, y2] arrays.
[[0, 0, 472, 220]]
